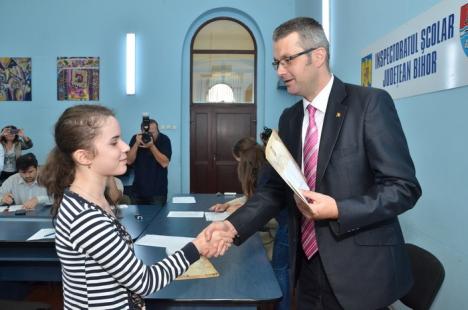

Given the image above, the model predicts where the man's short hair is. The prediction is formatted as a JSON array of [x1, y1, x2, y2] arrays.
[[16, 153, 38, 171], [273, 17, 330, 68]]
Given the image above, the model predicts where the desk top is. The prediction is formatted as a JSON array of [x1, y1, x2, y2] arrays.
[[139, 194, 282, 303], [0, 204, 163, 242], [0, 204, 164, 265]]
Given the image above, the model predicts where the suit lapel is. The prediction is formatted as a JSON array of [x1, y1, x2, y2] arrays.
[[288, 102, 304, 167], [316, 78, 348, 190]]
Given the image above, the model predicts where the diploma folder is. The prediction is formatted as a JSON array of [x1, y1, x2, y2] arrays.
[[265, 130, 310, 205]]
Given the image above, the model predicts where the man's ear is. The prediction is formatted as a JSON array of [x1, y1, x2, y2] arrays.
[[72, 149, 93, 167], [313, 47, 328, 68]]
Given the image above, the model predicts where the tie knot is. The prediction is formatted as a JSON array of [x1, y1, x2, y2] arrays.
[[307, 104, 316, 117]]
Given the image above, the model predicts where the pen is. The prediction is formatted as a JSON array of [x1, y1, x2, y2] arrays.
[[44, 232, 55, 238]]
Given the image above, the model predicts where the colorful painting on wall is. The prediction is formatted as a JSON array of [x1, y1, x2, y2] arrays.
[[57, 57, 99, 101], [0, 57, 32, 101]]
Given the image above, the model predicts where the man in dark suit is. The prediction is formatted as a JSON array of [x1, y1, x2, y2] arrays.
[[205, 17, 421, 310]]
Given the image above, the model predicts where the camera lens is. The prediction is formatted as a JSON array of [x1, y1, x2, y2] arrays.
[[142, 132, 151, 143]]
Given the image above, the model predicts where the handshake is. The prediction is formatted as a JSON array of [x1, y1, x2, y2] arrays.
[[192, 221, 238, 258]]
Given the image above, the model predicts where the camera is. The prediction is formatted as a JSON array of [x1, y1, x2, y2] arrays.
[[260, 126, 272, 145], [141, 113, 152, 144]]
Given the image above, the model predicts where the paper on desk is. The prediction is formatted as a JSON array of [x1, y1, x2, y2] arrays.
[[265, 130, 310, 204], [205, 211, 230, 222], [0, 206, 7, 212], [117, 204, 128, 209], [135, 234, 194, 253], [167, 211, 204, 218], [6, 205, 24, 212], [172, 196, 196, 203], [176, 256, 219, 280], [27, 228, 55, 241]]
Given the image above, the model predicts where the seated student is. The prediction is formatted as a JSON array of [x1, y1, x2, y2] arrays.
[[106, 176, 123, 204], [210, 137, 266, 213], [210, 137, 278, 254], [210, 134, 291, 310], [0, 125, 33, 182], [0, 153, 51, 209], [105, 176, 132, 205]]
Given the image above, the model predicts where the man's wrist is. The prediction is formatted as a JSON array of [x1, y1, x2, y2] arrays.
[[224, 220, 238, 235]]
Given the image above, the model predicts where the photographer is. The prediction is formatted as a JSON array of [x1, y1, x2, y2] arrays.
[[1, 125, 33, 183], [127, 117, 171, 205]]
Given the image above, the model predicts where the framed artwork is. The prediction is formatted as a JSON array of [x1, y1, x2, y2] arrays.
[[0, 57, 32, 101], [57, 57, 99, 101]]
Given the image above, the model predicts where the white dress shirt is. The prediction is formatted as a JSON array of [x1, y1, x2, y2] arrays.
[[301, 75, 335, 171], [0, 172, 51, 205]]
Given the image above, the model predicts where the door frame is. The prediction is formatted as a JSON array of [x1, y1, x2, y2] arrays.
[[180, 8, 266, 193]]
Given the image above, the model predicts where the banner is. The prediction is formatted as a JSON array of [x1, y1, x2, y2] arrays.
[[361, 0, 468, 99]]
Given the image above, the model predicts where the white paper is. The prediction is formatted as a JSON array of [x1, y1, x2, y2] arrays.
[[167, 211, 204, 218], [6, 205, 24, 212], [172, 196, 196, 203], [0, 206, 7, 212], [135, 234, 194, 253], [265, 130, 310, 204], [117, 204, 128, 209], [223, 192, 236, 196], [205, 211, 230, 222], [27, 228, 55, 241], [284, 160, 310, 191]]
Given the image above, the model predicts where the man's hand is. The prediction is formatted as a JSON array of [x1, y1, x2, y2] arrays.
[[193, 227, 234, 258], [2, 193, 14, 205], [23, 197, 39, 210], [135, 134, 144, 146], [204, 221, 237, 240], [294, 190, 339, 220], [195, 221, 237, 257], [136, 134, 154, 149]]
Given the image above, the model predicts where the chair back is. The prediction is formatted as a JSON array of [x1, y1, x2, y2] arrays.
[[400, 243, 445, 310]]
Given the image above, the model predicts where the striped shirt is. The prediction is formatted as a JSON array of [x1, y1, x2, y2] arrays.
[[55, 190, 199, 309]]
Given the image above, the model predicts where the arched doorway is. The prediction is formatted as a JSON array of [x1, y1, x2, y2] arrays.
[[190, 18, 257, 193]]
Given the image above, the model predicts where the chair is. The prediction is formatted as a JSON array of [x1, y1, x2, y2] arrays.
[[400, 243, 445, 310]]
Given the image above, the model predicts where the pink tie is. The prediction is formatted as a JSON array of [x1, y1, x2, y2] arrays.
[[301, 104, 319, 259]]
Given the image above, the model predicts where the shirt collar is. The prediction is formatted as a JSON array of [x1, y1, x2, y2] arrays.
[[302, 74, 334, 114], [18, 176, 38, 186]]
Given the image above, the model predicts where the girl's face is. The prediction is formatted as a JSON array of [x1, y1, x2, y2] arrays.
[[90, 116, 130, 177], [2, 127, 16, 142]]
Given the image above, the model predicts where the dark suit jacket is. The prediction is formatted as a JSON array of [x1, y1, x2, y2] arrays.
[[228, 77, 422, 310]]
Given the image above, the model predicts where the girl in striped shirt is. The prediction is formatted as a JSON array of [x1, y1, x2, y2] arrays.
[[40, 104, 234, 309]]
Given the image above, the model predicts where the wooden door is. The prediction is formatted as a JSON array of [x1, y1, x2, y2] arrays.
[[190, 104, 256, 193]]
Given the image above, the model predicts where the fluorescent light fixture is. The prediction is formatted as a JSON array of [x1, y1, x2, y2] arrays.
[[126, 33, 136, 95], [322, 0, 330, 41]]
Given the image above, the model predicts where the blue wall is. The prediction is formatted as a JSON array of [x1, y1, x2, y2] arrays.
[[0, 0, 300, 195], [331, 0, 468, 309]]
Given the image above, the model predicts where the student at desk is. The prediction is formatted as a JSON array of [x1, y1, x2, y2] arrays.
[[40, 104, 233, 309], [0, 152, 50, 209], [209, 136, 291, 310]]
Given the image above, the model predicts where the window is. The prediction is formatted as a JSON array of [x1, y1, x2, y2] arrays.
[[191, 18, 256, 104]]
